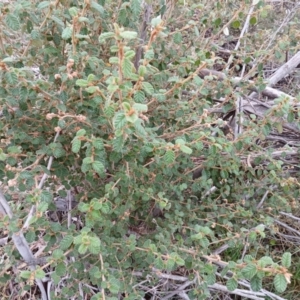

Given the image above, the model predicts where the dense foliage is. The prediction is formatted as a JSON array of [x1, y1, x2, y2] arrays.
[[0, 0, 299, 299]]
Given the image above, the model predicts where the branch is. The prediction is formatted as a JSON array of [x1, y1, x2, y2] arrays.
[[134, 3, 152, 70], [268, 51, 300, 86], [209, 283, 265, 300]]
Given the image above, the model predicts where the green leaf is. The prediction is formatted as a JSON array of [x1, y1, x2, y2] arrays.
[[142, 82, 154, 95], [274, 274, 288, 293], [89, 237, 101, 254], [133, 103, 147, 112], [122, 58, 133, 78], [79, 203, 90, 212], [104, 106, 115, 117], [175, 139, 185, 145], [226, 277, 238, 291], [99, 32, 115, 43], [166, 258, 175, 271], [175, 255, 185, 266], [282, 252, 291, 268], [122, 102, 131, 112], [69, 7, 78, 16], [7, 146, 22, 154], [131, 0, 142, 16], [37, 1, 50, 9], [108, 278, 121, 293], [83, 157, 93, 164], [125, 50, 136, 59], [250, 275, 262, 291], [125, 112, 138, 123], [72, 138, 81, 153], [57, 119, 66, 129], [206, 273, 216, 285], [168, 76, 180, 83], [60, 235, 73, 250], [93, 138, 104, 150], [180, 145, 192, 155], [101, 202, 111, 214], [134, 90, 145, 103], [91, 1, 105, 15], [76, 129, 86, 136], [91, 294, 102, 300], [34, 268, 45, 279], [85, 86, 98, 93], [134, 119, 147, 136], [250, 16, 257, 25], [112, 136, 124, 152], [164, 150, 175, 164], [30, 29, 41, 40], [173, 32, 182, 44], [89, 266, 101, 279], [193, 75, 203, 86], [78, 244, 88, 254], [151, 15, 162, 27], [20, 168, 34, 182], [242, 264, 257, 280], [53, 33, 61, 46], [92, 161, 105, 175], [62, 27, 73, 40], [53, 145, 66, 158], [41, 190, 53, 202], [119, 31, 137, 39], [51, 16, 65, 27], [114, 112, 127, 129], [5, 71, 18, 85], [87, 74, 95, 82], [55, 262, 66, 276], [6, 14, 20, 31], [20, 271, 31, 279], [276, 122, 283, 134], [52, 249, 64, 259], [144, 49, 154, 60], [199, 236, 210, 248], [0, 151, 7, 161], [287, 111, 294, 123], [231, 20, 240, 29], [138, 65, 147, 77], [76, 79, 89, 87], [2, 57, 15, 63], [244, 255, 254, 263], [258, 256, 273, 267]]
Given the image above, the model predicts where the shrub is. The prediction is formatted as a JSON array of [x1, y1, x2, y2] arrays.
[[0, 0, 298, 299]]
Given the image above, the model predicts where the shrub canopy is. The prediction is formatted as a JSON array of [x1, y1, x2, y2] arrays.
[[0, 0, 299, 299]]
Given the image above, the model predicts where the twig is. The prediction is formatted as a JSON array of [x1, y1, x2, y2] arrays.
[[274, 219, 300, 236], [209, 283, 265, 300], [177, 292, 190, 300], [0, 236, 8, 246], [134, 3, 152, 70], [99, 254, 106, 300], [279, 212, 300, 222], [160, 278, 197, 300], [67, 190, 72, 228], [213, 243, 229, 255], [256, 189, 270, 210]]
